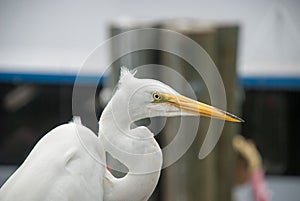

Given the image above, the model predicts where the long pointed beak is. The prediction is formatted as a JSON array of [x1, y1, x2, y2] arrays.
[[161, 93, 244, 123]]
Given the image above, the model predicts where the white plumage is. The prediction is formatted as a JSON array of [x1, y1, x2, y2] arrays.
[[0, 68, 242, 200]]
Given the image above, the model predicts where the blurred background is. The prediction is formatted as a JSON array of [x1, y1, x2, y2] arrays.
[[0, 0, 299, 201]]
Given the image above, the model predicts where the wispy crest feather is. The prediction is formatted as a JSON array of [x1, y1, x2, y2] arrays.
[[120, 67, 137, 81]]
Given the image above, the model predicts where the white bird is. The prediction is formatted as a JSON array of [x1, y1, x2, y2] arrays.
[[0, 67, 242, 201]]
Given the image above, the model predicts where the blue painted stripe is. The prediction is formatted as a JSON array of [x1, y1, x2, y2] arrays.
[[0, 72, 106, 85], [0, 72, 300, 89], [240, 76, 300, 89]]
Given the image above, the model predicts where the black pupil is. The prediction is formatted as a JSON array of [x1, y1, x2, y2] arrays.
[[154, 94, 159, 99]]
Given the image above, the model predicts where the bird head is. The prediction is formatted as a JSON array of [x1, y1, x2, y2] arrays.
[[112, 67, 243, 123]]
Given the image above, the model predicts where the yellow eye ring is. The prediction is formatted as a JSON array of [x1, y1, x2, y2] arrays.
[[152, 92, 161, 101]]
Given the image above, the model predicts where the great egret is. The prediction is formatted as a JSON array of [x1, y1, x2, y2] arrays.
[[0, 67, 242, 201]]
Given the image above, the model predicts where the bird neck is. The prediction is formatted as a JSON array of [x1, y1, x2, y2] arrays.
[[103, 168, 161, 201], [99, 101, 162, 201], [99, 101, 132, 129]]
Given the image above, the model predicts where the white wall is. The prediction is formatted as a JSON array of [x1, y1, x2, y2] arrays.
[[0, 0, 299, 77]]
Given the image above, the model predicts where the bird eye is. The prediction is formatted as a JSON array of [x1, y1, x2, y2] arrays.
[[152, 92, 161, 101]]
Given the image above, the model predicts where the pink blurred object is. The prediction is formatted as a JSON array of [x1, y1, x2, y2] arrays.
[[250, 169, 271, 201]]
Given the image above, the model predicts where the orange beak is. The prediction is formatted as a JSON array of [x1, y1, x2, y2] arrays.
[[160, 93, 243, 123]]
